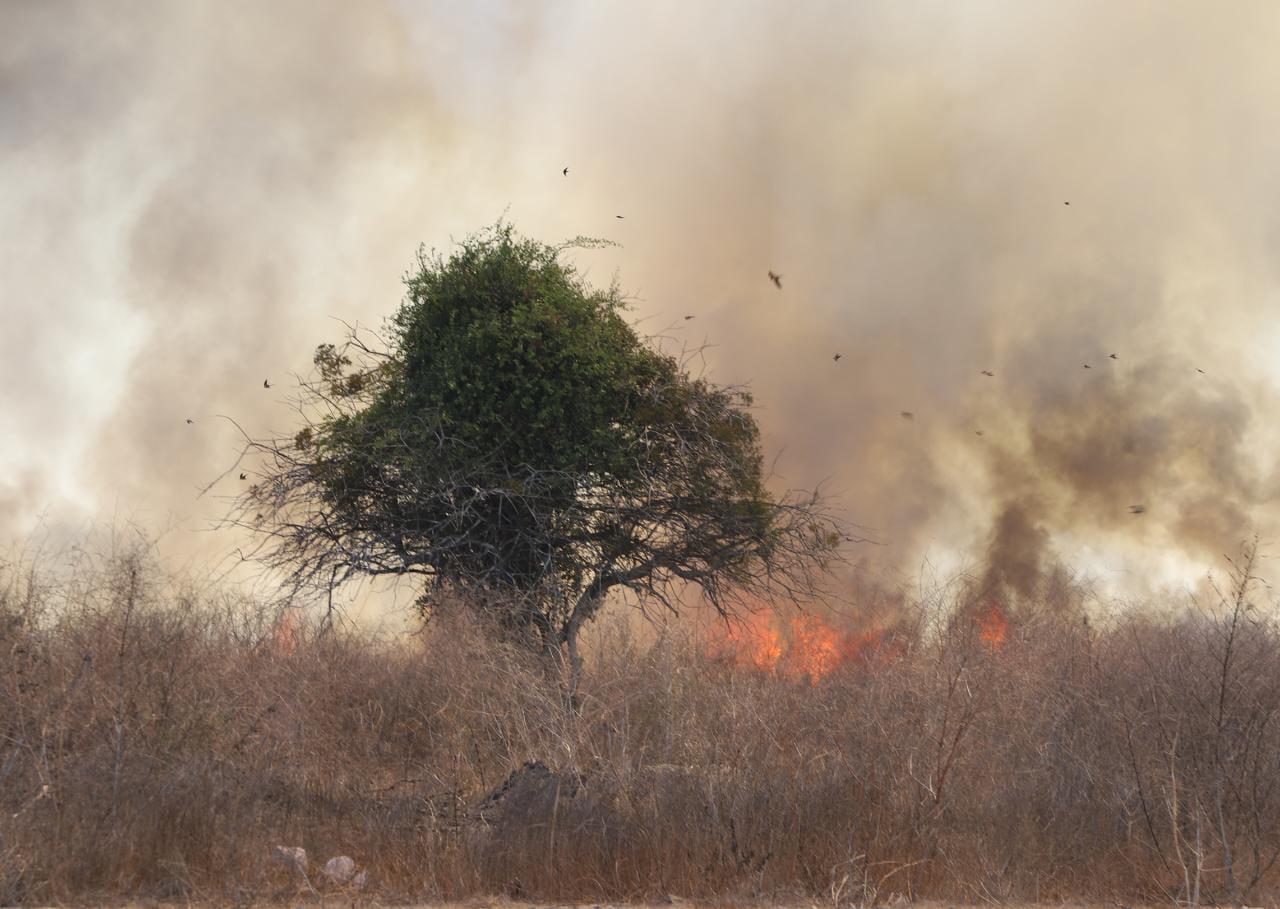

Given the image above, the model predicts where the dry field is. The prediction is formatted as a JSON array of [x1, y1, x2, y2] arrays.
[[99, 903, 1174, 909], [4, 544, 1280, 906]]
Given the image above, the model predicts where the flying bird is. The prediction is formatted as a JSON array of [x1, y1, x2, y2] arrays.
[[1083, 363, 1092, 369], [833, 353, 842, 362], [974, 429, 984, 436], [562, 166, 569, 176], [981, 370, 994, 377], [239, 473, 247, 481], [1129, 504, 1146, 515], [263, 379, 271, 389], [616, 214, 624, 219], [768, 270, 782, 289], [1109, 353, 1118, 360], [900, 411, 914, 421], [1064, 201, 1070, 206], [684, 315, 695, 320], [1197, 368, 1206, 374], [185, 418, 194, 425]]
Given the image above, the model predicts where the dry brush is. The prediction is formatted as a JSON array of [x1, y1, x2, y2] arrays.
[[2, 543, 1280, 905]]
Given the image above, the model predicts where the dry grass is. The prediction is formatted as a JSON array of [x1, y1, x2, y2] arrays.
[[3, 542, 1280, 906]]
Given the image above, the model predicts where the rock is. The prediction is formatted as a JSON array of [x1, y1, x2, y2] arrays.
[[271, 845, 307, 873], [473, 759, 615, 859], [322, 854, 356, 885], [477, 760, 583, 831]]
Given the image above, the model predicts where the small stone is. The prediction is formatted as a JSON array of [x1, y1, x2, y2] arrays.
[[271, 845, 307, 873], [322, 854, 357, 884]]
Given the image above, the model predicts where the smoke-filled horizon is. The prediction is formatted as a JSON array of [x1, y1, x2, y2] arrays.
[[5, 0, 1280, 613]]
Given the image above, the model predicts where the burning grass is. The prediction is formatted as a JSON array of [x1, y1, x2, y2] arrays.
[[3, 543, 1280, 905], [712, 610, 906, 683]]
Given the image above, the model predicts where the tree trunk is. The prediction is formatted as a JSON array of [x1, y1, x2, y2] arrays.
[[561, 581, 607, 709], [564, 619, 584, 709]]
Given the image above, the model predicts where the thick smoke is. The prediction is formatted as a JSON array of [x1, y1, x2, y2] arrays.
[[4, 1, 1280, 604], [2, 0, 460, 561]]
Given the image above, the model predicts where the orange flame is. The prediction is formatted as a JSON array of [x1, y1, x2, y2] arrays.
[[271, 609, 300, 656], [721, 612, 785, 673], [715, 611, 898, 683], [787, 613, 845, 681], [976, 603, 1009, 650]]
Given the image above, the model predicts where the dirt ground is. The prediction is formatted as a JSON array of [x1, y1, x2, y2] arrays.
[[105, 902, 1170, 909]]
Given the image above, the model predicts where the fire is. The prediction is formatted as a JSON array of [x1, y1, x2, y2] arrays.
[[271, 608, 301, 656], [976, 603, 1009, 649], [715, 611, 898, 683], [788, 613, 845, 681], [723, 613, 785, 673]]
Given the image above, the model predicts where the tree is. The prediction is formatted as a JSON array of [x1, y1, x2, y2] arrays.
[[237, 224, 845, 678]]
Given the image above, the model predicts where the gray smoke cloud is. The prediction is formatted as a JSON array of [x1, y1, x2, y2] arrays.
[[4, 1, 1280, 605]]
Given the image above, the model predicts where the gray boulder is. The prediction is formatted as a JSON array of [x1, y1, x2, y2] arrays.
[[271, 845, 307, 874], [322, 854, 357, 885]]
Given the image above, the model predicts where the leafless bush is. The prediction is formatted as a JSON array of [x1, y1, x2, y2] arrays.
[[3, 540, 1280, 904]]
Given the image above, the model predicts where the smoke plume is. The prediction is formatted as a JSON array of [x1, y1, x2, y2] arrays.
[[4, 1, 1280, 605]]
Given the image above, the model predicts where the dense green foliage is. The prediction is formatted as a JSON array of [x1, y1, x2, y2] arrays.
[[394, 230, 670, 480], [251, 224, 836, 656]]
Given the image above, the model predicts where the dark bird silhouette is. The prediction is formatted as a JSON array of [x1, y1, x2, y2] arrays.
[[833, 353, 842, 362], [684, 315, 695, 320], [615, 214, 624, 219], [1197, 368, 1206, 374], [263, 379, 271, 389], [1109, 353, 1118, 360], [1083, 363, 1092, 369], [185, 418, 194, 425], [981, 370, 994, 377], [239, 473, 247, 481], [900, 411, 914, 421], [974, 429, 984, 436], [1064, 201, 1070, 205], [562, 166, 569, 176], [768, 270, 782, 289], [1129, 504, 1146, 515]]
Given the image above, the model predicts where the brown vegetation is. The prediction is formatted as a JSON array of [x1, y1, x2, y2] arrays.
[[3, 543, 1280, 905]]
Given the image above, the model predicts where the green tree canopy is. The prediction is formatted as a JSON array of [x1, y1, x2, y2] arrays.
[[241, 224, 844, 670]]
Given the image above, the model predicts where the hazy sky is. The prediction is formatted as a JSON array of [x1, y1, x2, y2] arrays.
[[5, 0, 1280, 607]]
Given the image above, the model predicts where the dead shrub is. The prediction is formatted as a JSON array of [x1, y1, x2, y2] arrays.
[[3, 541, 1280, 904]]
